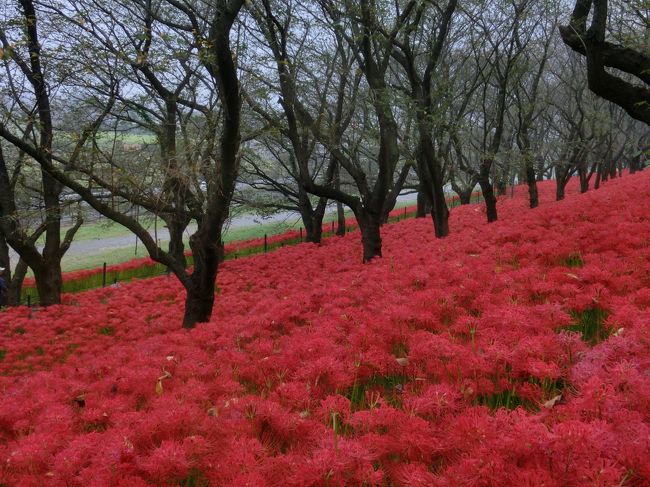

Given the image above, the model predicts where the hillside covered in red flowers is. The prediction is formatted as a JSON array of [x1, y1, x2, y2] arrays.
[[1, 174, 650, 486]]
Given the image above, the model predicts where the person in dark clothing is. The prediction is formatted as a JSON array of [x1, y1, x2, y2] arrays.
[[0, 267, 7, 308]]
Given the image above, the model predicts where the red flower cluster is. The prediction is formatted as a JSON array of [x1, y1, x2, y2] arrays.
[[2, 174, 650, 485]]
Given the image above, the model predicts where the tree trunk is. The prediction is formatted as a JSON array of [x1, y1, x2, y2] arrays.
[[429, 163, 449, 238], [526, 162, 539, 208], [302, 213, 324, 243], [7, 259, 28, 306], [300, 209, 319, 243], [336, 202, 346, 236], [297, 190, 325, 244], [417, 136, 449, 237], [183, 282, 216, 329], [33, 261, 63, 306], [458, 187, 474, 205], [0, 235, 12, 306], [356, 210, 382, 263], [555, 167, 570, 201], [430, 203, 449, 237], [167, 218, 188, 268], [182, 230, 221, 328], [496, 179, 507, 196], [417, 188, 431, 216], [578, 166, 590, 193], [601, 161, 610, 182], [609, 160, 617, 179], [478, 168, 497, 223], [594, 163, 603, 189]]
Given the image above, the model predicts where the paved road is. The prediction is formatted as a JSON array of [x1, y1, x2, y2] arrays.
[[69, 210, 305, 256], [8, 194, 417, 268], [7, 210, 304, 266]]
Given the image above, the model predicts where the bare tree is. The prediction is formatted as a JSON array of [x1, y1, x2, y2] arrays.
[[0, 0, 246, 328], [0, 1, 89, 305], [512, 6, 556, 208], [560, 0, 650, 125], [388, 0, 459, 237]]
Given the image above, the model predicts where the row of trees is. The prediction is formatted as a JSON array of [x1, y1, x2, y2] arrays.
[[0, 0, 648, 327]]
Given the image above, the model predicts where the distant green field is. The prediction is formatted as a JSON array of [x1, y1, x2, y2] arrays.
[[95, 131, 158, 145]]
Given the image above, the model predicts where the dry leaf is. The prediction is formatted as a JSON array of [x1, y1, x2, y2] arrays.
[[155, 379, 163, 395], [395, 357, 409, 366], [157, 370, 172, 381], [543, 394, 562, 409], [123, 437, 134, 451]]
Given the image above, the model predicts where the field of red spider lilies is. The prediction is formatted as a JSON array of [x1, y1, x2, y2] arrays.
[[2, 174, 650, 486]]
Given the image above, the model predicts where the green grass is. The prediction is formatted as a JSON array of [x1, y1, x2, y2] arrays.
[[38, 215, 167, 245], [98, 326, 116, 336], [346, 373, 409, 411], [561, 251, 585, 268], [476, 377, 568, 412], [72, 215, 162, 242], [477, 388, 524, 411], [97, 132, 158, 144], [564, 308, 611, 345]]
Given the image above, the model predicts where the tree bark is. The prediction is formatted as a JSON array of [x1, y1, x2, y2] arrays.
[[496, 179, 507, 196], [479, 164, 498, 222], [33, 261, 63, 306], [182, 218, 223, 328], [297, 190, 326, 244], [416, 188, 430, 216], [166, 217, 188, 269], [601, 160, 610, 182], [526, 162, 539, 208], [417, 136, 449, 237], [430, 163, 449, 237], [336, 202, 346, 236], [459, 190, 472, 205], [579, 167, 590, 193], [560, 0, 650, 125], [5, 259, 28, 306], [356, 210, 382, 262], [555, 166, 570, 201], [182, 265, 218, 328], [300, 209, 325, 244], [179, 0, 244, 328], [594, 162, 602, 189]]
